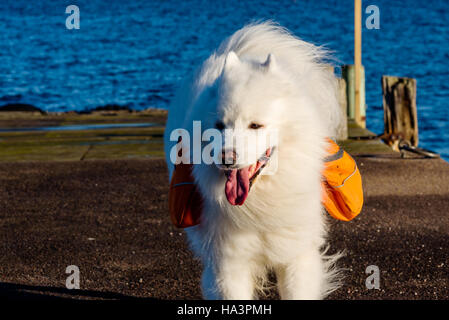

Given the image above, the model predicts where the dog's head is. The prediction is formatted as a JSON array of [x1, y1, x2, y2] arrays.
[[195, 51, 298, 206]]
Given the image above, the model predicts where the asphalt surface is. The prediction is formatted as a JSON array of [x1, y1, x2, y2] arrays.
[[0, 156, 448, 300]]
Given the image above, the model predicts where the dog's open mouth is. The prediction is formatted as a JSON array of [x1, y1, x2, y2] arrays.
[[224, 148, 273, 206]]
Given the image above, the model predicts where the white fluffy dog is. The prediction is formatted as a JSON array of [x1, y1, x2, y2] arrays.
[[164, 22, 343, 299]]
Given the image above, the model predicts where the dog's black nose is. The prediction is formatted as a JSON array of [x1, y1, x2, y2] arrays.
[[222, 149, 237, 166]]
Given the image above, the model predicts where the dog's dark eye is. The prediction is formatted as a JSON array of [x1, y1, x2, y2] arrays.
[[215, 121, 225, 130], [249, 122, 264, 129]]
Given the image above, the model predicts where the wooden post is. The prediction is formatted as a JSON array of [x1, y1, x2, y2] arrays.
[[354, 0, 363, 128], [336, 77, 348, 140], [342, 65, 366, 123], [382, 76, 418, 150]]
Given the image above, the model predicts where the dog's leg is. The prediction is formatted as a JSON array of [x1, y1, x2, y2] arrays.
[[276, 248, 324, 300], [217, 256, 256, 300], [201, 264, 221, 300]]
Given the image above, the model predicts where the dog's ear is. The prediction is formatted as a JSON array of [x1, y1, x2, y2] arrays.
[[262, 53, 277, 72], [224, 51, 241, 71]]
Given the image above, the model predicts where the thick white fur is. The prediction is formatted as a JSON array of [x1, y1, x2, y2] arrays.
[[164, 22, 343, 299]]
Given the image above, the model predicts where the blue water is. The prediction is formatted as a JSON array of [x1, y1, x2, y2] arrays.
[[0, 0, 448, 159]]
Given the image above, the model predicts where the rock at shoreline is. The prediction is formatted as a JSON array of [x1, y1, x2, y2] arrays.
[[0, 103, 45, 114]]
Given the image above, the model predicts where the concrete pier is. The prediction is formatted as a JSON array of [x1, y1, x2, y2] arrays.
[[0, 111, 447, 299]]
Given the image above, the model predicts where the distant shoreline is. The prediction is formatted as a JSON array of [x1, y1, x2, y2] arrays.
[[0, 104, 168, 130], [0, 103, 167, 115]]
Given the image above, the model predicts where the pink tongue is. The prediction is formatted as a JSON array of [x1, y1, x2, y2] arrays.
[[225, 167, 250, 205]]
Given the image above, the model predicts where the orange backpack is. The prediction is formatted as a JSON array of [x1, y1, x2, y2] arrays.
[[321, 138, 363, 222], [168, 163, 202, 228], [169, 139, 363, 228]]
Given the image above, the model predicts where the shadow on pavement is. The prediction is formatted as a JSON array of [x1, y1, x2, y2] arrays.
[[0, 282, 155, 301]]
